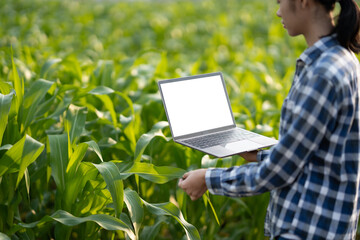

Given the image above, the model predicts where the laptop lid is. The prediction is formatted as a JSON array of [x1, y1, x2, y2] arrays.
[[158, 72, 236, 140]]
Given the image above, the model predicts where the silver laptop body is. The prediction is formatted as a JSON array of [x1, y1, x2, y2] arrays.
[[158, 72, 278, 158]]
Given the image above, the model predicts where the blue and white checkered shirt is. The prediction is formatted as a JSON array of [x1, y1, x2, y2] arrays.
[[205, 35, 360, 240]]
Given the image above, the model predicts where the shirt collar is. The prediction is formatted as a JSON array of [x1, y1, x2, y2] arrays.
[[298, 34, 338, 66]]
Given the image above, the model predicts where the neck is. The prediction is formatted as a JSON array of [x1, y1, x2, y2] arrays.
[[303, 9, 335, 47]]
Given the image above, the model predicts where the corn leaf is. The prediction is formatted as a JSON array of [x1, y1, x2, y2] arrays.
[[39, 58, 61, 79], [86, 140, 104, 162], [24, 168, 30, 196], [16, 136, 44, 188], [91, 60, 114, 87], [88, 86, 114, 95], [116, 92, 137, 150], [203, 192, 220, 226], [0, 135, 44, 189], [0, 144, 12, 152], [66, 141, 102, 179], [96, 94, 118, 127], [124, 188, 144, 237], [18, 210, 135, 239], [65, 139, 103, 210], [64, 162, 98, 212], [114, 161, 185, 184], [65, 104, 87, 146], [47, 94, 72, 119], [139, 217, 165, 240], [154, 51, 168, 77], [66, 142, 88, 175], [0, 80, 12, 95], [142, 200, 201, 240], [134, 121, 170, 162], [48, 134, 68, 194], [123, 188, 199, 240], [88, 87, 117, 128], [0, 232, 10, 240], [32, 83, 57, 118], [93, 162, 124, 218], [20, 79, 54, 133], [11, 48, 23, 113], [127, 162, 185, 184], [0, 90, 15, 146]]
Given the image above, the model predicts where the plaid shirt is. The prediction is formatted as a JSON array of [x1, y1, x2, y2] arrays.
[[205, 35, 360, 240]]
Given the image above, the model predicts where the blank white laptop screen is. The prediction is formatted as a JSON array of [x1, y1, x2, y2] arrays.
[[160, 75, 234, 137]]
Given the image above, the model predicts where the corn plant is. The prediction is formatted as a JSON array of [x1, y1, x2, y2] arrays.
[[0, 54, 200, 239]]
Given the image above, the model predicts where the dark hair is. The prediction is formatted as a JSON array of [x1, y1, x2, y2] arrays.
[[317, 0, 360, 53]]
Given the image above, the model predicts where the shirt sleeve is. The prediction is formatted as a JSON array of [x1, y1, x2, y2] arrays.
[[205, 75, 338, 197]]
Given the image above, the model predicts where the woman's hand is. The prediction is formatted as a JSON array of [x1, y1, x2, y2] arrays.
[[178, 169, 208, 201], [238, 150, 259, 162]]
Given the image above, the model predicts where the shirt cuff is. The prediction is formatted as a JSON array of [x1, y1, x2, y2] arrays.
[[205, 168, 226, 195], [257, 150, 270, 162]]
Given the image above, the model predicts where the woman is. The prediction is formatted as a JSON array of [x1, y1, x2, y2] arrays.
[[178, 0, 360, 239]]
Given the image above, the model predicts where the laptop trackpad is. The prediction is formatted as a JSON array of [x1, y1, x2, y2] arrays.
[[251, 136, 278, 145], [224, 140, 263, 152]]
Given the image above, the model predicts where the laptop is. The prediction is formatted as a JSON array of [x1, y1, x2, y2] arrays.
[[158, 72, 278, 158]]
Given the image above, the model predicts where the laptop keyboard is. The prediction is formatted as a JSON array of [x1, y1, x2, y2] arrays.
[[183, 129, 258, 149]]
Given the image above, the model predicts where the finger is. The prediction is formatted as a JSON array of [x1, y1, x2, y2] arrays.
[[182, 171, 190, 180], [178, 178, 184, 188]]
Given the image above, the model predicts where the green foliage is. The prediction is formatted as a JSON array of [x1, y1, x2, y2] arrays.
[[2, 0, 359, 239], [0, 91, 14, 146], [18, 210, 136, 239]]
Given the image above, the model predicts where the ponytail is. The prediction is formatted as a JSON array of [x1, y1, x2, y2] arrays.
[[336, 0, 360, 53]]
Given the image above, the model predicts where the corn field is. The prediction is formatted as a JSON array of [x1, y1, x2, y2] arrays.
[[1, 0, 359, 239]]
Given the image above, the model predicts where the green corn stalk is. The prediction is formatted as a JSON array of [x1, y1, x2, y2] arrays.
[[45, 100, 107, 238], [48, 134, 68, 199], [47, 133, 108, 239]]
